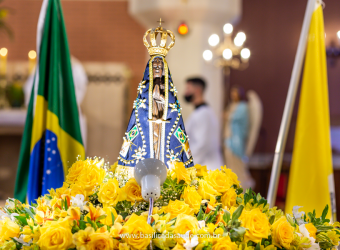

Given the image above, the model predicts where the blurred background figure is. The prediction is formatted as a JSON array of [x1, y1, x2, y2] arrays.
[[184, 77, 224, 170], [224, 86, 262, 190]]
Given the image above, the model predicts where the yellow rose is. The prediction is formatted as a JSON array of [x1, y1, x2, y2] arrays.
[[164, 200, 194, 219], [120, 214, 154, 250], [182, 186, 202, 213], [197, 179, 221, 200], [221, 188, 237, 208], [124, 178, 143, 203], [214, 227, 224, 236], [206, 169, 234, 193], [271, 217, 294, 249], [66, 160, 90, 184], [221, 166, 240, 187], [194, 164, 208, 177], [54, 182, 70, 198], [0, 218, 20, 241], [173, 214, 198, 244], [76, 163, 106, 194], [113, 239, 120, 249], [98, 178, 121, 207], [241, 208, 270, 243], [37, 219, 73, 250], [213, 236, 238, 250], [101, 207, 118, 227], [87, 231, 114, 250], [305, 223, 317, 239], [171, 162, 191, 184], [73, 227, 94, 249], [69, 183, 88, 201]]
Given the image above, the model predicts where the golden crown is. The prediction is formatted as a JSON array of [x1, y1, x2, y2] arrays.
[[143, 19, 175, 57]]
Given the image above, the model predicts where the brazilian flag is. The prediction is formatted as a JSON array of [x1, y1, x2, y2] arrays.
[[14, 0, 85, 203]]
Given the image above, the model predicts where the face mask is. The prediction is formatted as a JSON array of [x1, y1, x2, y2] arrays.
[[184, 94, 193, 103]]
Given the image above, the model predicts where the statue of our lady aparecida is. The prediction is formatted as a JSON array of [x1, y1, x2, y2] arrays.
[[117, 20, 194, 173]]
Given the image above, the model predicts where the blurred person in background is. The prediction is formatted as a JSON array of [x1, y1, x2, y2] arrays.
[[184, 77, 224, 170], [224, 86, 259, 190]]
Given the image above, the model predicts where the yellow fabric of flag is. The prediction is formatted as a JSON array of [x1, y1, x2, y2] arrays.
[[285, 4, 335, 218]]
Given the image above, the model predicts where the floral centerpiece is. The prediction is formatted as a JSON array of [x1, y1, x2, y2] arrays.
[[0, 158, 339, 250]]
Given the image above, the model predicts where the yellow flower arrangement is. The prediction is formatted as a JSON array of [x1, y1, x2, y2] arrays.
[[0, 217, 20, 242], [212, 236, 238, 250], [271, 216, 294, 249], [101, 207, 118, 227], [171, 162, 191, 184], [77, 163, 106, 194], [164, 200, 194, 219], [66, 159, 89, 184], [98, 178, 122, 207], [37, 219, 73, 250], [120, 214, 154, 250], [124, 178, 143, 203], [221, 187, 237, 208], [197, 179, 221, 200], [86, 230, 114, 250], [305, 223, 317, 239], [72, 227, 94, 249], [221, 166, 240, 187], [194, 164, 207, 177], [173, 214, 199, 244], [182, 185, 202, 213], [0, 158, 339, 250], [241, 208, 271, 243], [206, 169, 233, 193]]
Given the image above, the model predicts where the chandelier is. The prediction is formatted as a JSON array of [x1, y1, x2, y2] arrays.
[[203, 23, 250, 74]]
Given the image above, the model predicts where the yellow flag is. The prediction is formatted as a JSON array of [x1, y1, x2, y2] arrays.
[[285, 4, 335, 218]]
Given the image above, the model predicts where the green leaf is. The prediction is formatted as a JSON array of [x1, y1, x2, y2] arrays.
[[232, 205, 244, 222], [95, 215, 107, 222], [79, 220, 87, 230], [307, 212, 315, 223], [236, 188, 243, 195], [255, 243, 261, 250], [223, 209, 231, 223], [321, 205, 328, 221], [14, 215, 28, 226], [86, 217, 97, 231], [269, 215, 275, 225], [24, 207, 35, 221], [230, 227, 246, 240], [64, 197, 68, 210], [236, 197, 243, 204], [197, 206, 204, 221], [244, 193, 249, 205], [247, 241, 254, 247]]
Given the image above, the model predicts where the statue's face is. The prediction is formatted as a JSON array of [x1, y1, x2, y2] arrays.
[[152, 58, 163, 78]]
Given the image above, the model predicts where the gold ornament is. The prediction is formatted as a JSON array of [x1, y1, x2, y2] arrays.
[[143, 18, 175, 57]]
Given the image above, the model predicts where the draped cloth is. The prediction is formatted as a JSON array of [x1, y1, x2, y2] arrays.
[[118, 56, 194, 168]]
